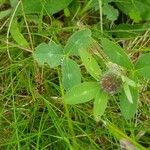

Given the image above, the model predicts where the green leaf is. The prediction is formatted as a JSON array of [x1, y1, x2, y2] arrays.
[[120, 85, 138, 120], [65, 82, 100, 104], [103, 4, 119, 21], [129, 8, 141, 23], [101, 38, 133, 69], [64, 28, 92, 55], [89, 0, 115, 12], [135, 53, 150, 68], [93, 91, 108, 122], [0, 9, 12, 20], [79, 49, 101, 80], [64, 8, 70, 17], [62, 58, 81, 90], [121, 76, 137, 87], [116, 0, 150, 21], [18, 0, 72, 15], [0, 0, 7, 3], [135, 53, 150, 79], [113, 23, 149, 38], [105, 121, 147, 150], [123, 82, 133, 103], [10, 0, 18, 7], [33, 41, 64, 68], [10, 19, 29, 48]]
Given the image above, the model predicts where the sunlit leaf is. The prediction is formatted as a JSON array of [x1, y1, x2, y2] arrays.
[[33, 41, 64, 67], [62, 58, 81, 90], [129, 8, 141, 23], [65, 82, 100, 104], [64, 28, 92, 55], [79, 49, 101, 80], [93, 91, 108, 122], [101, 38, 133, 69]]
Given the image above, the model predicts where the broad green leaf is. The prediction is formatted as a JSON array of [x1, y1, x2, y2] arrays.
[[33, 41, 64, 68], [129, 8, 141, 23], [62, 58, 81, 90], [65, 82, 100, 104], [10, 0, 18, 7], [89, 0, 115, 12], [116, 0, 150, 21], [93, 91, 108, 122], [120, 85, 138, 120], [101, 38, 133, 69], [103, 4, 119, 21], [79, 49, 101, 80], [135, 53, 150, 68], [18, 0, 72, 15], [64, 29, 92, 55], [10, 19, 29, 48], [135, 53, 150, 79]]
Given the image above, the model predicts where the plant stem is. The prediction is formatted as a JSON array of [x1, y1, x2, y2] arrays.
[[103, 120, 147, 150], [98, 0, 103, 34], [57, 68, 78, 148]]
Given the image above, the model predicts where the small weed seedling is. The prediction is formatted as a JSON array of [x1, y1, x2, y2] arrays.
[[33, 28, 150, 121]]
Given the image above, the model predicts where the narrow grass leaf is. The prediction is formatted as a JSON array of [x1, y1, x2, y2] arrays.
[[33, 41, 64, 67], [79, 49, 101, 80], [93, 91, 108, 122], [62, 58, 81, 90], [64, 28, 92, 55], [10, 19, 29, 48], [120, 138, 138, 150], [105, 121, 147, 150], [101, 38, 133, 69], [65, 82, 100, 104], [135, 53, 150, 79]]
